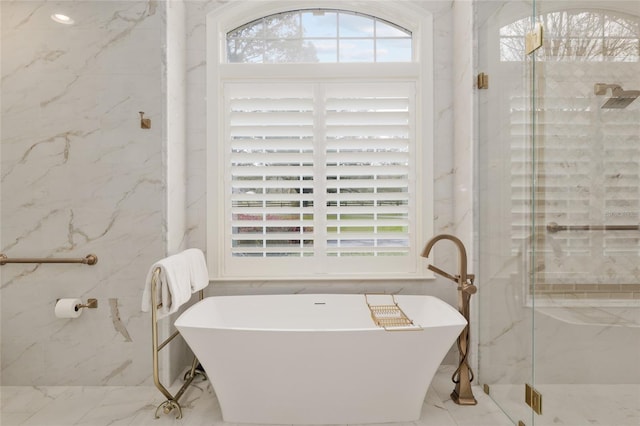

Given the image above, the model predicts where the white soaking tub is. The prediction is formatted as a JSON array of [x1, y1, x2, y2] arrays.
[[175, 293, 466, 424]]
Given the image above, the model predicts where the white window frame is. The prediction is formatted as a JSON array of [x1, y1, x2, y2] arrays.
[[207, 1, 434, 280]]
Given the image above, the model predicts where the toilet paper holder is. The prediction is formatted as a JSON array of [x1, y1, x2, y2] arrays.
[[57, 298, 98, 310], [78, 299, 98, 310]]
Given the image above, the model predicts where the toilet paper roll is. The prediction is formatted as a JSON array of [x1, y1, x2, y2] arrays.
[[55, 298, 83, 319]]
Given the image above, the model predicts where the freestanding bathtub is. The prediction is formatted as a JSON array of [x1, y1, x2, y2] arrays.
[[175, 293, 466, 424]]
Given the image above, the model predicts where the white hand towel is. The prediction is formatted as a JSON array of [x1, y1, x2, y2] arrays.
[[183, 248, 209, 293], [141, 253, 192, 319]]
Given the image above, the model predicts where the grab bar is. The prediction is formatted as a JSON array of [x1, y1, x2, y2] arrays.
[[547, 222, 639, 233], [0, 253, 98, 265]]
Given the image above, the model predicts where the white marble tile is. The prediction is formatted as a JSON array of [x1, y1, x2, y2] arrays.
[[482, 384, 529, 426], [1, 0, 167, 386], [6, 379, 632, 426], [430, 367, 514, 426], [1, 369, 514, 426], [414, 388, 458, 426], [489, 383, 640, 426]]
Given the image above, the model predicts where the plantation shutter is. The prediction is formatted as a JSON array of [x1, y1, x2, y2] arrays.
[[226, 83, 315, 259], [224, 81, 417, 278], [324, 83, 413, 258]]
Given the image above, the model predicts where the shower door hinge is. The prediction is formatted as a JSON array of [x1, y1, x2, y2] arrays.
[[525, 23, 544, 55], [525, 383, 543, 415], [477, 73, 489, 89], [483, 384, 490, 395]]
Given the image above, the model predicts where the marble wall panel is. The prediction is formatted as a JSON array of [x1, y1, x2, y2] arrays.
[[1, 0, 166, 386]]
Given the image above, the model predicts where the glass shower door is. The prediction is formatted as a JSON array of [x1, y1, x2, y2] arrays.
[[530, 1, 640, 425], [479, 1, 640, 425], [476, 1, 536, 425]]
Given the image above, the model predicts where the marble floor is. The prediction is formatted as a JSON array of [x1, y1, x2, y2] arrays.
[[1, 366, 514, 426], [490, 383, 640, 426]]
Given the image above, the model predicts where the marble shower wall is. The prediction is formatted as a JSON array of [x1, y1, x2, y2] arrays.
[[1, 1, 167, 386]]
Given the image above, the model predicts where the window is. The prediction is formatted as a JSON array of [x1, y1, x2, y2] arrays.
[[227, 9, 412, 63], [208, 3, 433, 280]]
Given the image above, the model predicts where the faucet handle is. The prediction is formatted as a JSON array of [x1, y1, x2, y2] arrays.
[[457, 284, 477, 295], [428, 264, 458, 283], [464, 284, 477, 295], [463, 274, 477, 294]]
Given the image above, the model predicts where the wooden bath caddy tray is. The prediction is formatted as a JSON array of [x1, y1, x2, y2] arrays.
[[365, 294, 422, 331]]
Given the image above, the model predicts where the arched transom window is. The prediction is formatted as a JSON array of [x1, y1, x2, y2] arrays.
[[226, 9, 412, 63]]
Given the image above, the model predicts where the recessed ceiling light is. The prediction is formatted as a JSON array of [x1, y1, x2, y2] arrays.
[[51, 13, 74, 25]]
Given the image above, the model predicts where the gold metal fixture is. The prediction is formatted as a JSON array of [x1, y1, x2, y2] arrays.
[[483, 384, 490, 395], [594, 83, 640, 109], [518, 422, 526, 426], [77, 298, 98, 309], [139, 111, 151, 129], [422, 234, 477, 405], [150, 267, 206, 419], [594, 83, 623, 96], [364, 294, 422, 331], [0, 253, 98, 265], [525, 383, 543, 415], [55, 298, 98, 310], [477, 73, 489, 89], [547, 222, 639, 233], [525, 22, 543, 54]]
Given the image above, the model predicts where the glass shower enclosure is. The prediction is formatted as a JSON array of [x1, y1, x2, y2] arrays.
[[477, 1, 640, 425]]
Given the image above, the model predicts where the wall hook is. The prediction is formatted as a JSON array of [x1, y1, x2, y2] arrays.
[[139, 111, 151, 129]]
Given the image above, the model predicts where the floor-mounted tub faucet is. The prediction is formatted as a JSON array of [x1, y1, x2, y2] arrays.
[[422, 234, 477, 406]]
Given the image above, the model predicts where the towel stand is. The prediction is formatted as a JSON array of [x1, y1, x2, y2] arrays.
[[150, 267, 206, 419]]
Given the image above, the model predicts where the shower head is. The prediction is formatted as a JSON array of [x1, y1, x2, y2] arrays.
[[601, 92, 639, 109], [602, 98, 636, 109], [594, 83, 640, 109]]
